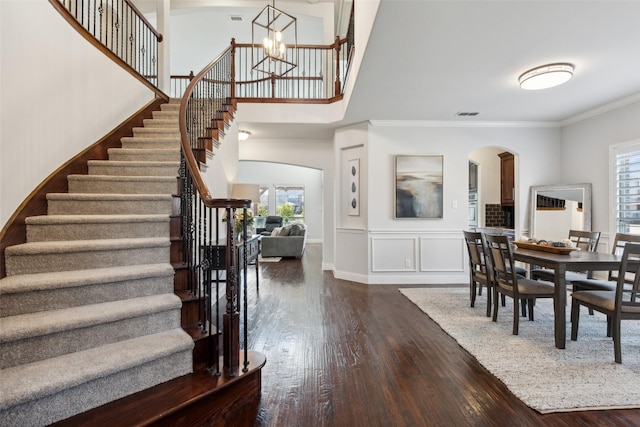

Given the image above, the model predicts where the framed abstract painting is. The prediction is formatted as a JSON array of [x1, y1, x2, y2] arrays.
[[395, 155, 443, 219]]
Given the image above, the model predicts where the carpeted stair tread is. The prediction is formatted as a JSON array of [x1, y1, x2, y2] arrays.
[[119, 137, 180, 150], [4, 238, 170, 275], [120, 136, 180, 143], [26, 214, 170, 226], [68, 174, 177, 183], [0, 264, 174, 317], [0, 328, 193, 410], [5, 237, 169, 256], [141, 118, 179, 127], [67, 175, 177, 195], [87, 160, 179, 177], [47, 193, 173, 202], [0, 293, 181, 344], [0, 263, 173, 294], [132, 127, 180, 136], [107, 148, 180, 162], [46, 193, 174, 215], [26, 215, 170, 241]]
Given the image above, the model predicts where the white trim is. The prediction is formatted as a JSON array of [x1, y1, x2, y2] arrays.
[[369, 120, 561, 129], [563, 93, 640, 126]]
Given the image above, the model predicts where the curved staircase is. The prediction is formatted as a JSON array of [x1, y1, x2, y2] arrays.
[[0, 100, 194, 426]]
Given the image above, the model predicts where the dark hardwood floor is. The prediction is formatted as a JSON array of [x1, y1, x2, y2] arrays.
[[248, 243, 640, 427]]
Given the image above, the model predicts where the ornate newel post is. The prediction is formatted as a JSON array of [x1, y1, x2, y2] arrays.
[[223, 207, 240, 376]]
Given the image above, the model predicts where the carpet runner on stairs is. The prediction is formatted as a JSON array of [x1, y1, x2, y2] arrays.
[[0, 99, 193, 426]]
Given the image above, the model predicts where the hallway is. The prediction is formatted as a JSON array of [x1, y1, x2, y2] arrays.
[[249, 244, 640, 427]]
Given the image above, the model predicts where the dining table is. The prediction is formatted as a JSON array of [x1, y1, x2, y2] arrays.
[[512, 246, 624, 349]]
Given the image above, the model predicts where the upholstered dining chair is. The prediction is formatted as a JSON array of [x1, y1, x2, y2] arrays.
[[531, 229, 602, 284], [570, 242, 640, 363], [484, 234, 556, 335], [570, 233, 640, 293], [570, 233, 640, 319], [476, 228, 528, 278], [463, 231, 494, 316]]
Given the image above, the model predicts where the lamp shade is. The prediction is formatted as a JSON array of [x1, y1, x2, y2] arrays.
[[231, 183, 260, 203]]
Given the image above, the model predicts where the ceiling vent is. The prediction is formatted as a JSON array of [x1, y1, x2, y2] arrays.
[[230, 15, 244, 22], [456, 111, 479, 117]]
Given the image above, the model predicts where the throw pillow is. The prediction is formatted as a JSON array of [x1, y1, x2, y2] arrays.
[[288, 223, 304, 236], [270, 227, 282, 236], [279, 225, 291, 236]]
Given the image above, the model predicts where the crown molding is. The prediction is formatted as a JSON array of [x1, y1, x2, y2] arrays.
[[368, 120, 561, 129], [561, 93, 640, 126]]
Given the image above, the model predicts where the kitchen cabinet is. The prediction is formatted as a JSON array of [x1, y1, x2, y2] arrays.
[[468, 161, 478, 191], [498, 152, 514, 206]]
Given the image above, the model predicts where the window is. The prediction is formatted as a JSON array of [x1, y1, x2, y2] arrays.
[[614, 143, 640, 234], [275, 185, 305, 225], [258, 186, 269, 217]]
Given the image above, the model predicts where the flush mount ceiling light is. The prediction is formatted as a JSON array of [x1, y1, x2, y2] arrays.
[[238, 130, 251, 141], [518, 63, 574, 90]]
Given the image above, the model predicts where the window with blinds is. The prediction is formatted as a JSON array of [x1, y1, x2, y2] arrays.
[[615, 146, 640, 234]]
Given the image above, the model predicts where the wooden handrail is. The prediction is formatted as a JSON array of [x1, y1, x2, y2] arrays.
[[122, 0, 163, 42], [48, 0, 168, 102], [178, 47, 248, 210], [233, 39, 347, 50]]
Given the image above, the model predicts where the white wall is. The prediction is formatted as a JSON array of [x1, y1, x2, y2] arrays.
[[332, 121, 562, 284], [0, 0, 154, 227], [236, 161, 323, 243], [142, 3, 330, 75], [334, 122, 369, 281], [561, 98, 640, 250]]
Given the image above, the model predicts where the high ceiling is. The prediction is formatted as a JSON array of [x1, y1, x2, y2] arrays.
[[343, 0, 640, 125], [136, 1, 640, 139]]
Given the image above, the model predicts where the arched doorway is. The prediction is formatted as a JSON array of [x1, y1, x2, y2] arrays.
[[468, 147, 517, 233]]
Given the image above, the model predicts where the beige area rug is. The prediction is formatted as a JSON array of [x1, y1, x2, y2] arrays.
[[400, 286, 640, 414], [259, 256, 281, 263]]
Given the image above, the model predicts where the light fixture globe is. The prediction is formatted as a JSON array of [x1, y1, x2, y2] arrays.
[[238, 130, 251, 141], [519, 63, 574, 90]]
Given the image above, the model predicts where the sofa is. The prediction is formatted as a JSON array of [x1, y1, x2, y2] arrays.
[[260, 222, 307, 258]]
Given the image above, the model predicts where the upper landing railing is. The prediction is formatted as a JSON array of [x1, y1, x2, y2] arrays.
[[50, 0, 353, 104], [169, 38, 353, 102], [50, 0, 165, 99]]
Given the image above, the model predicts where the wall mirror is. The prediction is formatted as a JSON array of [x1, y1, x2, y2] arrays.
[[528, 183, 592, 240]]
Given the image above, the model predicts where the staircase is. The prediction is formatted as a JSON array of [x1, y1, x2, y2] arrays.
[[0, 100, 194, 426]]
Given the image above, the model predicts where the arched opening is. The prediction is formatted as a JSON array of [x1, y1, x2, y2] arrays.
[[468, 147, 517, 233]]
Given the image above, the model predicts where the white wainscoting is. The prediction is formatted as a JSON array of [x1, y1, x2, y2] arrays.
[[419, 236, 466, 272], [371, 236, 417, 272], [367, 230, 468, 285]]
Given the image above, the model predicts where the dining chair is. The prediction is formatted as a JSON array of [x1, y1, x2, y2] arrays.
[[570, 242, 640, 363], [475, 228, 528, 278], [531, 229, 601, 284], [570, 233, 640, 319], [485, 233, 555, 335], [571, 233, 640, 293], [463, 230, 494, 316]]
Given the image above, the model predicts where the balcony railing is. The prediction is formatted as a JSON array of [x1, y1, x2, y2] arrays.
[[50, 0, 164, 97], [171, 37, 351, 102], [232, 37, 349, 101]]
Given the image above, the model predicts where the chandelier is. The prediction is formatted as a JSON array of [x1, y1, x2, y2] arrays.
[[252, 1, 297, 76]]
